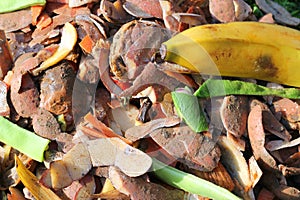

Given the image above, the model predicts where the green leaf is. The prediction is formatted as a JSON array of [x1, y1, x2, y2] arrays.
[[0, 117, 49, 162], [171, 89, 208, 133], [194, 79, 300, 99], [0, 0, 46, 14], [151, 158, 242, 200]]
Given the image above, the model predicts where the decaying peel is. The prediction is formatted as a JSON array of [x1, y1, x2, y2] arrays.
[[31, 22, 77, 76]]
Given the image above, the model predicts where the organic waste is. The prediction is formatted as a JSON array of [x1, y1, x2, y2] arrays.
[[0, 117, 49, 162], [0, 0, 46, 14], [161, 21, 300, 87], [0, 0, 300, 200]]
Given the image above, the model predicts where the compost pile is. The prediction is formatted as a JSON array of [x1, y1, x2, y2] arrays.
[[0, 0, 299, 199]]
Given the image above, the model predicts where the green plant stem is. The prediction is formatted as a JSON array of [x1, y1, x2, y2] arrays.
[[194, 79, 300, 99], [0, 117, 50, 162], [0, 0, 46, 13], [151, 158, 242, 200]]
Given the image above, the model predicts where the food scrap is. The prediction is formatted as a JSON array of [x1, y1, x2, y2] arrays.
[[0, 0, 299, 200]]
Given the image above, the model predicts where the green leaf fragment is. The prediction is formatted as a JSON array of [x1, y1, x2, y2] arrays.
[[194, 79, 300, 99], [0, 0, 46, 14], [0, 116, 50, 162], [171, 90, 208, 133], [151, 158, 242, 200]]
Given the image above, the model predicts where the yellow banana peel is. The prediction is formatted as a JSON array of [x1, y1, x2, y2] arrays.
[[161, 22, 300, 87]]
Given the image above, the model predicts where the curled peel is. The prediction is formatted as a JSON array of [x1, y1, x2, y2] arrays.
[[31, 22, 77, 76], [162, 22, 300, 87]]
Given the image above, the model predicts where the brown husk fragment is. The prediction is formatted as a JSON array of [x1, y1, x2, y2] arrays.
[[150, 125, 221, 171], [124, 0, 163, 19], [273, 98, 300, 123], [40, 61, 76, 115], [120, 62, 185, 98], [32, 108, 61, 140], [220, 95, 249, 138], [109, 20, 171, 80], [1, 0, 300, 199], [10, 73, 40, 118], [0, 9, 32, 32], [248, 104, 279, 173]]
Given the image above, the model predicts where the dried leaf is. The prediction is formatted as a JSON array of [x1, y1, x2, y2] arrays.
[[15, 155, 61, 200], [186, 162, 235, 191]]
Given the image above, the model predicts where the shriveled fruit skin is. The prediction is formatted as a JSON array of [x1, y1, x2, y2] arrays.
[[162, 22, 300, 87]]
